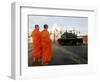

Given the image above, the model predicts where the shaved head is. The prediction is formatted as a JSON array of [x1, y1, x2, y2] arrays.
[[34, 24, 39, 30]]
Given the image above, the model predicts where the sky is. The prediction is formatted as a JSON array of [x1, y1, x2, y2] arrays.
[[28, 15, 88, 36]]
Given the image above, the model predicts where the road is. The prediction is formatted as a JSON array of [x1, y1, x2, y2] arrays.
[[28, 43, 88, 66]]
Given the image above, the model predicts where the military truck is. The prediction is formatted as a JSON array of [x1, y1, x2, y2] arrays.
[[58, 31, 83, 45]]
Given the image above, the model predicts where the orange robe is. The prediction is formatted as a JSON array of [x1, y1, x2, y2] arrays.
[[31, 29, 41, 58], [41, 29, 52, 64]]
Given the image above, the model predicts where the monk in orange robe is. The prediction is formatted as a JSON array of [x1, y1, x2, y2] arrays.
[[41, 24, 52, 65], [31, 24, 41, 63]]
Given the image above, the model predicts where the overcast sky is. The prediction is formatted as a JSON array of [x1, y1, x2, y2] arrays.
[[28, 15, 88, 36]]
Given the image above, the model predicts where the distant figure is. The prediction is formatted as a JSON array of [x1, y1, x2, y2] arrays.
[[41, 24, 52, 65], [31, 24, 41, 64]]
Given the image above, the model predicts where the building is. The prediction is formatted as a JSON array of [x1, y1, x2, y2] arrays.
[[82, 35, 88, 44]]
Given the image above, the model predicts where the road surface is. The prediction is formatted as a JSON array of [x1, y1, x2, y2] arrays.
[[28, 43, 88, 66]]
